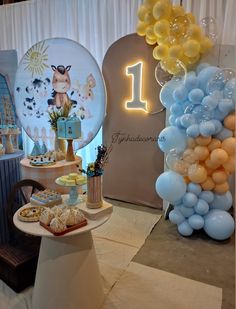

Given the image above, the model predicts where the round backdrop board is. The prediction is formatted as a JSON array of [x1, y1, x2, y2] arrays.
[[14, 38, 106, 150]]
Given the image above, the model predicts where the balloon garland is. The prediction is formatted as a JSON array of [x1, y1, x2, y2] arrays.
[[136, 1, 235, 240], [136, 0, 213, 74]]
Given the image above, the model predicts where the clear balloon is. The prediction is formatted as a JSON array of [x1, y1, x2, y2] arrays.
[[207, 69, 236, 95], [200, 16, 218, 44]]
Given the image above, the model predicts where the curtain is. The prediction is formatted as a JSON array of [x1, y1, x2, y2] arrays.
[[0, 0, 235, 166], [0, 0, 142, 166]]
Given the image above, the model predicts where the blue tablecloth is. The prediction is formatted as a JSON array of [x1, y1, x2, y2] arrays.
[[0, 151, 24, 244]]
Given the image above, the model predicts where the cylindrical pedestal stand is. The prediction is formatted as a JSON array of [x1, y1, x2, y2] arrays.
[[86, 176, 103, 209]]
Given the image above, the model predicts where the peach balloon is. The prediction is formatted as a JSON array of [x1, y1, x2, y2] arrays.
[[222, 156, 236, 173], [205, 158, 221, 169], [208, 138, 221, 152], [187, 138, 196, 149], [224, 113, 235, 131], [212, 170, 228, 184], [183, 149, 198, 164], [210, 149, 229, 165], [201, 176, 215, 191], [203, 164, 214, 176], [214, 182, 229, 194], [195, 136, 212, 146], [188, 164, 207, 184], [194, 145, 209, 161], [221, 137, 236, 156]]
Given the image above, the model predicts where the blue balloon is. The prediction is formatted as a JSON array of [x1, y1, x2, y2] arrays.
[[182, 192, 198, 208], [199, 191, 214, 204], [204, 209, 235, 240], [194, 199, 209, 215], [173, 86, 188, 102], [210, 191, 233, 211], [160, 81, 176, 109], [218, 99, 234, 114], [214, 107, 229, 121], [180, 114, 196, 128], [168, 114, 177, 126], [158, 126, 187, 153], [223, 78, 236, 101], [216, 127, 233, 141], [188, 88, 204, 103], [187, 183, 202, 195], [198, 66, 220, 94], [211, 120, 222, 134], [169, 209, 185, 225], [188, 214, 204, 230], [199, 121, 216, 136], [184, 75, 199, 91], [202, 95, 218, 110], [179, 205, 195, 218], [155, 171, 187, 203], [186, 124, 200, 138], [178, 220, 193, 236], [175, 117, 186, 129], [196, 63, 210, 75], [174, 198, 183, 206], [170, 103, 183, 116]]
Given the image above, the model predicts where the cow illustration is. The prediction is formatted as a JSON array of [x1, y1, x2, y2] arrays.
[[48, 65, 76, 109]]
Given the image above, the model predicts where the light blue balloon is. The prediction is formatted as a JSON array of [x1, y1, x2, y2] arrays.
[[202, 95, 218, 110], [186, 124, 200, 138], [160, 81, 177, 109], [168, 114, 177, 126], [155, 171, 187, 203], [216, 127, 233, 141], [218, 99, 234, 114], [180, 114, 196, 128], [196, 63, 210, 75], [194, 199, 209, 215], [192, 104, 212, 122], [210, 191, 233, 211], [182, 192, 198, 208], [179, 205, 195, 218], [211, 120, 222, 134], [175, 117, 186, 129], [199, 121, 216, 136], [170, 103, 183, 116], [204, 209, 235, 240], [199, 191, 214, 204], [188, 214, 204, 230], [214, 107, 229, 121], [223, 78, 236, 101], [169, 209, 185, 225], [187, 183, 202, 195], [198, 66, 220, 94], [158, 126, 187, 153], [173, 86, 188, 102], [184, 75, 199, 91], [178, 220, 193, 236], [188, 88, 204, 103]]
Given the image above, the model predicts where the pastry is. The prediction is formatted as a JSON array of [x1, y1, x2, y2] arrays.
[[50, 217, 67, 233], [39, 208, 54, 225], [18, 206, 44, 222], [75, 175, 87, 185], [51, 205, 64, 217], [69, 173, 78, 180]]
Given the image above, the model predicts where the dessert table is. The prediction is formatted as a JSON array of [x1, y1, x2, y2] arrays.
[[13, 198, 113, 309], [20, 156, 82, 194], [0, 150, 24, 244]]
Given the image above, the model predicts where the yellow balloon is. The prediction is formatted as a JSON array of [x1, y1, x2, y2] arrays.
[[187, 24, 202, 40], [171, 5, 185, 18], [168, 44, 183, 58], [137, 21, 148, 36], [145, 36, 157, 45], [153, 0, 171, 20], [146, 25, 156, 40], [183, 39, 200, 57], [144, 11, 156, 24], [137, 5, 148, 22], [212, 170, 228, 184], [186, 54, 200, 65], [153, 19, 170, 38], [144, 0, 159, 10], [200, 37, 213, 53], [160, 57, 181, 74], [153, 44, 169, 60], [185, 13, 196, 24]]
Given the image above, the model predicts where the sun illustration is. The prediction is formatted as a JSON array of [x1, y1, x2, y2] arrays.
[[23, 41, 49, 77]]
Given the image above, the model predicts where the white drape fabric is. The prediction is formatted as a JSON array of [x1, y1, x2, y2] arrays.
[[0, 0, 235, 165]]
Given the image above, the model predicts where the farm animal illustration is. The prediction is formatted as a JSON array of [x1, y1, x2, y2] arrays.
[[47, 65, 76, 109], [72, 74, 96, 119]]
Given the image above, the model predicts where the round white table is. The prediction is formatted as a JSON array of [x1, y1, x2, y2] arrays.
[[13, 201, 112, 309]]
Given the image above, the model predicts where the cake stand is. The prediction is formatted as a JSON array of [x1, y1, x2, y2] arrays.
[[55, 177, 87, 206]]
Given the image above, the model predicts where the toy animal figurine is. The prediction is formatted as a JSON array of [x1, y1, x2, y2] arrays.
[[48, 65, 75, 109]]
